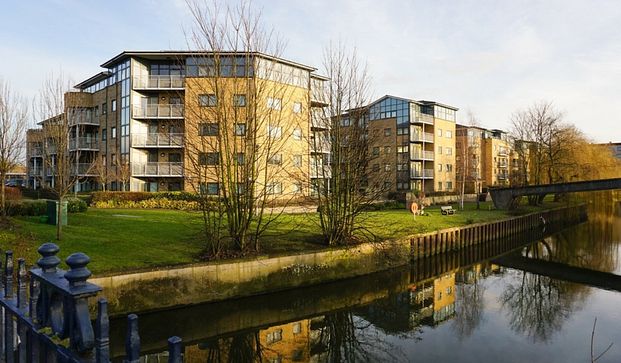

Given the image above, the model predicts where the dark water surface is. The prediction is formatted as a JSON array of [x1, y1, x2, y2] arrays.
[[110, 192, 621, 362]]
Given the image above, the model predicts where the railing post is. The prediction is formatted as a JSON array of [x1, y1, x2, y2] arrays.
[[4, 251, 15, 363], [95, 299, 110, 363], [167, 336, 183, 363], [125, 314, 140, 363]]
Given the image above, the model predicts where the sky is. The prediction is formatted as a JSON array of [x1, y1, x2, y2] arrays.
[[1, 0, 620, 142]]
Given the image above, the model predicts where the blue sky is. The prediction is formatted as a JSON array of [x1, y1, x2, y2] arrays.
[[1, 0, 620, 142]]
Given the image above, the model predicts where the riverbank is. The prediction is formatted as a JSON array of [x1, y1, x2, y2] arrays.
[[0, 200, 553, 274], [90, 203, 587, 315]]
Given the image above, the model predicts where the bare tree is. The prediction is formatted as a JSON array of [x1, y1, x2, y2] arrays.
[[184, 0, 301, 255], [457, 111, 482, 210], [36, 74, 84, 239], [0, 78, 27, 218], [312, 43, 392, 246], [92, 155, 110, 191]]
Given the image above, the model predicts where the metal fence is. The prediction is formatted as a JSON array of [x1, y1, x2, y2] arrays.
[[0, 243, 183, 362]]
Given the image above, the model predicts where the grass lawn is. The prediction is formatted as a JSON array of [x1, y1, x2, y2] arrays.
[[0, 200, 566, 275]]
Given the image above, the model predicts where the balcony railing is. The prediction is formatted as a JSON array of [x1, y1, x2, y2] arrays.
[[311, 80, 329, 106], [28, 168, 43, 176], [410, 150, 434, 160], [72, 163, 97, 176], [68, 112, 99, 126], [133, 75, 185, 90], [411, 132, 435, 143], [497, 162, 508, 169], [413, 114, 434, 125], [411, 169, 434, 179], [132, 162, 184, 177], [69, 137, 99, 151], [132, 133, 184, 148], [133, 104, 184, 119], [311, 136, 331, 153]]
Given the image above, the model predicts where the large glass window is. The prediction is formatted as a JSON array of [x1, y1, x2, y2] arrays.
[[369, 97, 410, 125]]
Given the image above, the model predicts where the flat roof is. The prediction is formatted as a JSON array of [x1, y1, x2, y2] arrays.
[[74, 71, 111, 89], [100, 50, 318, 71]]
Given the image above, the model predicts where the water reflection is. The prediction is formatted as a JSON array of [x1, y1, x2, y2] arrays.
[[112, 192, 621, 362]]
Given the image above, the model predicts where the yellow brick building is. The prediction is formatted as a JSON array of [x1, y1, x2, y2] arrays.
[[26, 51, 329, 195]]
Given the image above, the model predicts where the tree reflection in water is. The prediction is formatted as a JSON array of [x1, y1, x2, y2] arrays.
[[453, 269, 486, 339], [314, 311, 406, 362], [198, 332, 263, 363], [500, 242, 590, 342]]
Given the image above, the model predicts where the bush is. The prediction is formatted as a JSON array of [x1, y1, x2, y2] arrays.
[[5, 187, 22, 201], [91, 191, 201, 204], [67, 198, 88, 213], [5, 200, 47, 216], [92, 198, 200, 211]]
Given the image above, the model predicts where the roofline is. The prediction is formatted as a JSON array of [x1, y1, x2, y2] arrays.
[[100, 50, 317, 71], [456, 124, 487, 130], [311, 73, 329, 81], [418, 100, 459, 111], [74, 71, 112, 89]]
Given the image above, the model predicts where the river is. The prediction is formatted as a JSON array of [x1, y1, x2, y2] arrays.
[[109, 192, 621, 362]]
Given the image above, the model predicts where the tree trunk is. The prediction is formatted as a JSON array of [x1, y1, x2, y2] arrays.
[[56, 196, 62, 240], [1, 174, 6, 218]]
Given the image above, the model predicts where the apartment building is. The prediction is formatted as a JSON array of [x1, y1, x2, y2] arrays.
[[456, 125, 513, 193], [26, 51, 329, 195], [345, 95, 458, 196]]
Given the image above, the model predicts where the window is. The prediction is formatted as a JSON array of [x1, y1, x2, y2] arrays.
[[268, 125, 282, 139], [372, 163, 380, 172], [267, 182, 283, 195], [111, 127, 117, 139], [292, 322, 302, 334], [384, 146, 391, 155], [101, 103, 107, 115], [293, 102, 302, 113], [112, 99, 117, 112], [111, 153, 117, 166], [397, 182, 410, 190], [445, 130, 452, 138], [340, 118, 351, 127], [199, 152, 219, 165], [94, 106, 99, 117], [204, 182, 219, 195], [397, 145, 409, 153], [235, 123, 246, 136], [199, 123, 219, 136], [446, 147, 453, 155], [372, 147, 380, 157], [438, 164, 443, 172], [437, 146, 442, 154], [102, 129, 107, 141], [267, 97, 281, 110], [446, 164, 453, 172], [236, 153, 245, 165], [383, 181, 391, 190], [293, 128, 302, 140], [293, 183, 302, 194], [199, 94, 217, 107], [437, 129, 443, 137], [169, 153, 181, 162], [268, 154, 282, 165], [397, 127, 409, 135], [446, 181, 453, 190], [384, 128, 392, 136], [438, 182, 442, 190], [237, 183, 246, 194], [397, 163, 408, 171], [384, 163, 391, 172], [233, 94, 246, 107], [293, 155, 302, 167]]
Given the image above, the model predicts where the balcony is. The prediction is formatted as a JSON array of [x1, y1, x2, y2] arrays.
[[133, 75, 185, 90], [28, 168, 43, 177], [497, 162, 508, 169], [133, 104, 184, 119], [411, 132, 435, 143], [411, 169, 434, 179], [310, 136, 331, 154], [411, 150, 434, 161], [68, 112, 99, 127], [69, 137, 99, 151], [30, 147, 43, 157], [311, 79, 329, 106], [72, 163, 97, 176], [132, 162, 184, 177], [412, 114, 434, 125], [132, 133, 184, 148]]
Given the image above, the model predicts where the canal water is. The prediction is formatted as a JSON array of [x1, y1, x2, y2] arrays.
[[110, 192, 621, 362]]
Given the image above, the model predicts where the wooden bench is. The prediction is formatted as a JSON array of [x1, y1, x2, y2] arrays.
[[441, 206, 455, 215]]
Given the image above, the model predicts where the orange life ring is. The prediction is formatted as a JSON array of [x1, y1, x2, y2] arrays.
[[410, 202, 419, 214]]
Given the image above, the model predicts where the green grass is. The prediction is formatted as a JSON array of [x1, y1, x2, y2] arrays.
[[0, 200, 566, 274]]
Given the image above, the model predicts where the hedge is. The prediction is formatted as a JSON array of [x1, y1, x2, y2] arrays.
[[91, 191, 201, 203], [5, 198, 88, 216]]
